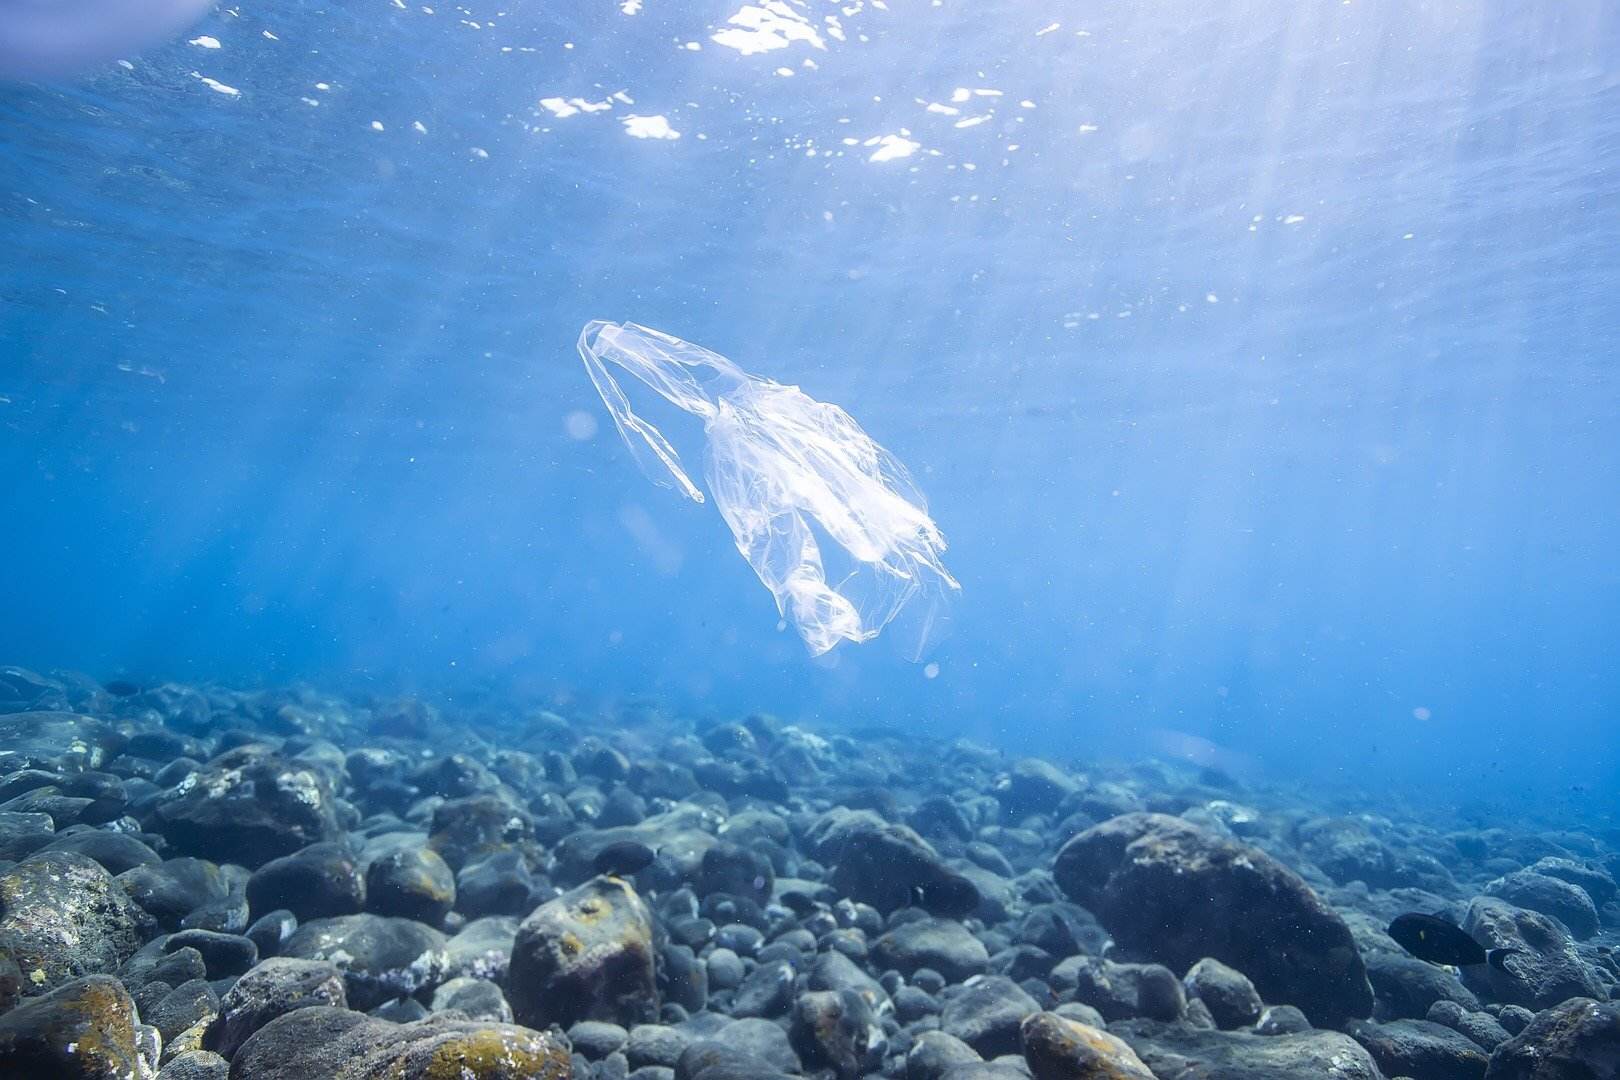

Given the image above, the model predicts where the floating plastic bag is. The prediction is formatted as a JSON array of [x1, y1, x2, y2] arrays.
[[578, 320, 959, 659]]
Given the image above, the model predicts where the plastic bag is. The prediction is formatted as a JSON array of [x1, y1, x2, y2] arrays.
[[578, 320, 959, 659]]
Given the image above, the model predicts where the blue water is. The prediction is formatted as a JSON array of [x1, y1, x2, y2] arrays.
[[1, 1, 1616, 809]]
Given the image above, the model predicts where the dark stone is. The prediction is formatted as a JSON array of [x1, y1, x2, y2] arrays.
[[791, 988, 875, 1078], [1183, 957, 1263, 1029], [905, 1030, 980, 1080], [1426, 1000, 1511, 1051], [147, 978, 219, 1043], [37, 829, 160, 875], [729, 960, 794, 1019], [674, 1039, 796, 1080], [428, 794, 534, 871], [430, 976, 512, 1023], [697, 843, 773, 906], [1483, 870, 1600, 939], [149, 755, 341, 865], [1528, 856, 1617, 907], [245, 909, 297, 959], [206, 956, 348, 1060], [1365, 950, 1480, 1020], [1053, 813, 1373, 1027], [874, 918, 989, 982], [457, 850, 536, 917], [1115, 1019, 1383, 1079], [442, 916, 518, 983], [509, 876, 657, 1029], [157, 1049, 230, 1078], [0, 974, 151, 1078], [0, 810, 55, 861], [568, 1020, 629, 1059], [940, 975, 1041, 1058], [1052, 955, 1185, 1022], [165, 930, 258, 978], [1483, 997, 1620, 1079], [0, 851, 151, 993], [247, 841, 366, 922], [1348, 1018, 1488, 1080], [366, 845, 456, 924], [1462, 896, 1606, 1009], [228, 1005, 571, 1079], [281, 913, 448, 1010], [806, 808, 981, 917], [993, 759, 1079, 816]]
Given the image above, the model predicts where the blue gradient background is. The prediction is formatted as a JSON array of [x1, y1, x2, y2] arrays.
[[1, 0, 1616, 807]]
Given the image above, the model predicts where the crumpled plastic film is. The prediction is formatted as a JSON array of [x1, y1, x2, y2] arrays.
[[578, 320, 960, 659]]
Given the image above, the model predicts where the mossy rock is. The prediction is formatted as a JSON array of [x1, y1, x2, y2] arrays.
[[0, 974, 152, 1078]]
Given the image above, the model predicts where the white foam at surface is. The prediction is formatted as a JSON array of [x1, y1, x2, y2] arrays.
[[711, 1, 825, 56], [622, 114, 680, 139], [190, 72, 238, 95], [867, 133, 918, 162]]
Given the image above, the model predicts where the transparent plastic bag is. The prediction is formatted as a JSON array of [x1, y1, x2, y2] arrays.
[[578, 320, 959, 659]]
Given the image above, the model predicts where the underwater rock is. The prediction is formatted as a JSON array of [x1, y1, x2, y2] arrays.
[[993, 758, 1080, 818], [0, 850, 152, 993], [906, 1030, 982, 1080], [1426, 1000, 1512, 1051], [244, 908, 296, 959], [149, 753, 341, 865], [568, 1019, 629, 1059], [1483, 996, 1620, 1079], [0, 667, 69, 714], [1053, 812, 1374, 1027], [207, 955, 348, 1059], [1183, 957, 1264, 1030], [228, 1005, 571, 1079], [553, 804, 721, 886], [729, 958, 794, 1018], [508, 874, 658, 1029], [246, 840, 366, 922], [365, 844, 456, 924], [874, 917, 990, 983], [430, 976, 512, 1023], [281, 913, 448, 1010], [157, 1049, 229, 1078], [1366, 950, 1481, 1020], [806, 807, 981, 917], [427, 792, 534, 871], [939, 974, 1042, 1058], [0, 710, 120, 773], [1461, 896, 1606, 1009], [38, 828, 161, 875], [791, 987, 877, 1077], [456, 849, 537, 917], [145, 977, 219, 1044], [164, 929, 258, 978], [442, 915, 519, 983], [1347, 1018, 1490, 1080], [1052, 955, 1186, 1023], [0, 974, 153, 1079], [1527, 855, 1617, 908], [714, 1016, 801, 1073], [1483, 869, 1600, 939], [1115, 1019, 1383, 1080], [1019, 1011, 1157, 1080], [0, 809, 56, 861], [627, 1022, 689, 1069], [676, 1037, 799, 1080]]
